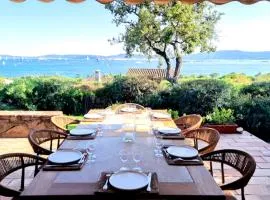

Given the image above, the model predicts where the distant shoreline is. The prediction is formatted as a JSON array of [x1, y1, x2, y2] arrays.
[[1, 52, 270, 78]]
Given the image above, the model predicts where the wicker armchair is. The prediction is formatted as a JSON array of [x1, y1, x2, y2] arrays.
[[51, 115, 80, 132], [174, 114, 203, 135], [115, 103, 145, 114], [28, 129, 67, 156], [184, 127, 220, 155], [0, 153, 46, 198], [201, 149, 256, 200]]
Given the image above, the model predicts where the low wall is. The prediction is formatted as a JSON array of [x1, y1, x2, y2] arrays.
[[0, 111, 63, 138]]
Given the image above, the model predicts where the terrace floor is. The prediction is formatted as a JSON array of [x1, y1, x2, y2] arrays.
[[1, 131, 270, 200]]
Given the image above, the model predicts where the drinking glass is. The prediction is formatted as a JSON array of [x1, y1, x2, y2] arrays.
[[132, 150, 142, 171], [97, 123, 103, 137], [119, 149, 129, 170], [154, 137, 163, 158], [86, 142, 96, 163], [122, 123, 136, 143], [146, 107, 153, 135]]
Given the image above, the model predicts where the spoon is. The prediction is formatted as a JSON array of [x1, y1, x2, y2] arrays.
[[102, 174, 111, 190]]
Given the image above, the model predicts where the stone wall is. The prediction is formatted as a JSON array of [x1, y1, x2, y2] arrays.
[[0, 111, 63, 138]]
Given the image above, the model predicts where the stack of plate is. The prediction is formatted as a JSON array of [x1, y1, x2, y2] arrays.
[[157, 127, 181, 136], [152, 112, 171, 119], [84, 113, 104, 119], [48, 149, 83, 165], [109, 170, 149, 191], [120, 107, 138, 113], [69, 128, 96, 136], [166, 146, 198, 159]]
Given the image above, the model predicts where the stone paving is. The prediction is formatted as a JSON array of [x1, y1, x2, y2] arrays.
[[1, 131, 270, 200]]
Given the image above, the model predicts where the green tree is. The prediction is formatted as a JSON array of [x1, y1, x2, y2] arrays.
[[106, 1, 221, 81]]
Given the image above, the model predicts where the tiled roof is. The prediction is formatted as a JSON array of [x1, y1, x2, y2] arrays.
[[127, 68, 173, 79]]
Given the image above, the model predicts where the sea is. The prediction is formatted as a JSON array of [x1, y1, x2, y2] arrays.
[[0, 56, 270, 78]]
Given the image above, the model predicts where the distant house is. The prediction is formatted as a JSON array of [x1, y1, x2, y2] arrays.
[[127, 68, 173, 81]]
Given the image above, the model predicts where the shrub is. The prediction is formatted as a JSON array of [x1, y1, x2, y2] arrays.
[[205, 107, 235, 124], [31, 78, 93, 115], [158, 80, 172, 91], [0, 77, 38, 110], [0, 76, 94, 115], [95, 76, 158, 107], [254, 73, 270, 82], [220, 73, 253, 86], [241, 82, 270, 98], [167, 109, 179, 119], [235, 97, 270, 141], [139, 90, 171, 109], [167, 79, 233, 116]]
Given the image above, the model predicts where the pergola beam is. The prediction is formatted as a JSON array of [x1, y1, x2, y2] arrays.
[[9, 0, 270, 5]]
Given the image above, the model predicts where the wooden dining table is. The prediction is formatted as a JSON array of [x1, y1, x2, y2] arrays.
[[20, 111, 225, 200]]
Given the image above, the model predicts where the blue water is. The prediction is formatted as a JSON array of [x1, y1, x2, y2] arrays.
[[0, 56, 270, 78]]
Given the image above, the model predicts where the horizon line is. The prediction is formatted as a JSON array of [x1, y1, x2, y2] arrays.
[[1, 49, 270, 58]]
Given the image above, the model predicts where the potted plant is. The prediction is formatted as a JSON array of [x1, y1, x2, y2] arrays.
[[204, 107, 239, 133]]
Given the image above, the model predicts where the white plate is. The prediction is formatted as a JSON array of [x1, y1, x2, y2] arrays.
[[69, 128, 96, 136], [109, 170, 148, 191], [120, 107, 137, 113], [166, 146, 198, 159], [48, 149, 83, 164], [84, 113, 104, 119], [152, 112, 171, 119], [158, 127, 181, 135]]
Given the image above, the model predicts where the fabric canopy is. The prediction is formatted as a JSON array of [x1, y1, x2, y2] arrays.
[[9, 0, 270, 5]]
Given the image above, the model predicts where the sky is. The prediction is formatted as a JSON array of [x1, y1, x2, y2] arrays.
[[0, 1, 270, 56]]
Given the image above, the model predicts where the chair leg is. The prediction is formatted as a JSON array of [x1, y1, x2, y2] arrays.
[[20, 166, 25, 191], [210, 161, 213, 176], [241, 187, 245, 200], [34, 154, 39, 176], [221, 162, 225, 184]]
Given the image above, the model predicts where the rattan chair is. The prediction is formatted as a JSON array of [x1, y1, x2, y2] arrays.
[[0, 153, 46, 198], [51, 115, 80, 132], [201, 149, 256, 200], [115, 103, 145, 114], [184, 127, 220, 155], [28, 129, 67, 157], [174, 114, 203, 135]]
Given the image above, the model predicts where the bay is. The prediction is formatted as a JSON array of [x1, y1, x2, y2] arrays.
[[0, 56, 270, 78]]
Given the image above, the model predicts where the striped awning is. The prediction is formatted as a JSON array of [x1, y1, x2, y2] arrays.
[[9, 0, 270, 5]]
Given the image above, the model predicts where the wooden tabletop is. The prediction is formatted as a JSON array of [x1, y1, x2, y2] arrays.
[[20, 111, 225, 200]]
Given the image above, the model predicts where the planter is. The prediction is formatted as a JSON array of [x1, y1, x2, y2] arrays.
[[203, 123, 239, 134]]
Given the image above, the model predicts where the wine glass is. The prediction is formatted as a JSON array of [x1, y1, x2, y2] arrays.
[[86, 142, 96, 163], [132, 150, 142, 171], [119, 149, 129, 170], [146, 107, 153, 135], [97, 123, 103, 137], [154, 137, 163, 158]]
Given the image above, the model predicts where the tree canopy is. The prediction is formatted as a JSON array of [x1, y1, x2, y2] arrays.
[[105, 1, 222, 81]]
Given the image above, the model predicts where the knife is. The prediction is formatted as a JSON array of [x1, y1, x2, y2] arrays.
[[146, 172, 152, 192]]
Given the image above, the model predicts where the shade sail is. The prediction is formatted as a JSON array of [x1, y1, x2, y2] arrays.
[[9, 0, 270, 5]]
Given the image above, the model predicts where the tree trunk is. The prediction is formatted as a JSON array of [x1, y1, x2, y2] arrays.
[[164, 55, 172, 80], [173, 56, 182, 81]]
